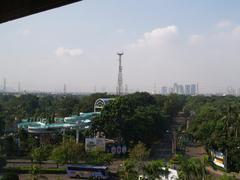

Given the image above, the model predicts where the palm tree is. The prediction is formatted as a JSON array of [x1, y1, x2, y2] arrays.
[[221, 105, 240, 138], [119, 160, 138, 180], [220, 105, 240, 171], [143, 160, 169, 180]]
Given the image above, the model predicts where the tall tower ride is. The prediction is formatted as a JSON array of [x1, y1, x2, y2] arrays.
[[117, 52, 124, 95]]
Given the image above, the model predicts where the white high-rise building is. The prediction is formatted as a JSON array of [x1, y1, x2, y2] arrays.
[[173, 83, 179, 94], [178, 85, 184, 94], [190, 84, 197, 95], [185, 85, 191, 95], [161, 86, 168, 95]]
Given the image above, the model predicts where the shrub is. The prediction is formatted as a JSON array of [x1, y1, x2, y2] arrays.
[[1, 172, 19, 180]]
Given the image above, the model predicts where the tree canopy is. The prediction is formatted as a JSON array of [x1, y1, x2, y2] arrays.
[[185, 96, 240, 172], [91, 92, 175, 146]]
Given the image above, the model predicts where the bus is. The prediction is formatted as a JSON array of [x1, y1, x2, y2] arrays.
[[66, 164, 109, 179]]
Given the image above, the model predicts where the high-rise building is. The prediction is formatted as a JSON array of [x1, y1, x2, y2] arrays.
[[173, 83, 179, 94], [160, 83, 198, 95], [196, 83, 199, 94], [190, 84, 197, 95], [161, 86, 168, 95], [226, 86, 236, 96], [178, 84, 184, 94], [169, 87, 174, 94], [185, 85, 191, 95]]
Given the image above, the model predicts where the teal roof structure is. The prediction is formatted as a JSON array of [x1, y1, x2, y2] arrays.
[[18, 112, 100, 134]]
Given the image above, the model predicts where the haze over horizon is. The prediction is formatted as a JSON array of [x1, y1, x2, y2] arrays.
[[1, 0, 240, 94]]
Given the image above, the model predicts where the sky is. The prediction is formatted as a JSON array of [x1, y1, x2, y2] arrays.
[[1, 0, 240, 93]]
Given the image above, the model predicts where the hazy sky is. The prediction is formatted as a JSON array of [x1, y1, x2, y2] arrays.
[[1, 0, 240, 93]]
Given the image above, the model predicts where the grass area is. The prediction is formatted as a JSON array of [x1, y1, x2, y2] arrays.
[[4, 166, 66, 174]]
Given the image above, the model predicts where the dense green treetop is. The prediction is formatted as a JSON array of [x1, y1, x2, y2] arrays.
[[185, 96, 240, 172], [91, 92, 174, 146]]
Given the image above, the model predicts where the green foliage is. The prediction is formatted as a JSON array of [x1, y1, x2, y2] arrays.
[[31, 145, 52, 165], [2, 92, 240, 174], [28, 165, 41, 180], [91, 92, 170, 146], [85, 149, 113, 165], [118, 160, 138, 180], [187, 99, 240, 172], [183, 95, 208, 116], [50, 146, 66, 168], [126, 106, 169, 145], [50, 137, 84, 165], [163, 94, 186, 118], [0, 144, 6, 170], [118, 143, 149, 179], [0, 155, 7, 170], [5, 166, 65, 174], [1, 172, 19, 180], [27, 136, 39, 152], [129, 142, 150, 162], [17, 129, 39, 155], [0, 104, 5, 136], [176, 156, 206, 180], [219, 174, 236, 180], [0, 93, 113, 132], [119, 145, 168, 180], [1, 136, 18, 157], [143, 160, 168, 179], [169, 154, 183, 165]]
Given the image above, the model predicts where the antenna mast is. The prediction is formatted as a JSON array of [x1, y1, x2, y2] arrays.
[[63, 84, 67, 94], [117, 52, 124, 95]]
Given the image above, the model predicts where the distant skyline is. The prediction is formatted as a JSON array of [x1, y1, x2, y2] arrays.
[[1, 79, 239, 96], [1, 0, 240, 93]]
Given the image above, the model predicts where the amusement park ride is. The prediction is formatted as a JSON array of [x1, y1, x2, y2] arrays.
[[17, 98, 113, 143]]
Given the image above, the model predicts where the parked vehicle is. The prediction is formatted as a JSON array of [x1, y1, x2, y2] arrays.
[[66, 164, 109, 179]]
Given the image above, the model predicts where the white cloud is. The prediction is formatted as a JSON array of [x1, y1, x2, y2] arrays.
[[216, 20, 232, 28], [130, 26, 178, 48], [124, 25, 240, 93], [55, 47, 83, 57], [188, 34, 204, 45]]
